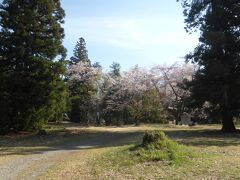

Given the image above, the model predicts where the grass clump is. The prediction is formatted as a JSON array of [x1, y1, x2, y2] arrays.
[[133, 131, 195, 165]]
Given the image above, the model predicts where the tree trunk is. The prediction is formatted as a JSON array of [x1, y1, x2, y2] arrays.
[[220, 80, 236, 132], [221, 110, 236, 132]]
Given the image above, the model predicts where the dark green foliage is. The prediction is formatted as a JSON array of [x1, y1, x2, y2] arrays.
[[101, 82, 126, 126], [70, 37, 90, 65], [0, 0, 67, 134], [102, 87, 167, 126], [68, 37, 96, 123], [133, 90, 167, 124], [68, 82, 94, 123], [100, 63, 123, 125], [179, 0, 240, 132], [109, 62, 121, 79], [92, 62, 102, 69]]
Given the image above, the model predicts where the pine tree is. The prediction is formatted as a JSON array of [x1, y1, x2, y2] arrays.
[[70, 37, 91, 65], [0, 0, 67, 133], [178, 0, 240, 132], [109, 62, 121, 79], [68, 38, 97, 123]]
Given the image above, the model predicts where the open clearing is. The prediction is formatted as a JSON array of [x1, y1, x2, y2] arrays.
[[0, 123, 240, 179]]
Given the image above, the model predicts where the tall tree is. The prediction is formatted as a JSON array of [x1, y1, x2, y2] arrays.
[[0, 0, 67, 133], [178, 0, 240, 131], [70, 37, 90, 65], [68, 38, 99, 123], [68, 63, 91, 123], [149, 64, 195, 124], [101, 62, 122, 125]]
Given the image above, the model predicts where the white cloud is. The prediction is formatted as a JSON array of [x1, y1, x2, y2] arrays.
[[64, 16, 199, 50]]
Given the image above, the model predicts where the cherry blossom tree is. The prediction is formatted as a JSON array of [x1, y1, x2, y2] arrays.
[[102, 65, 166, 125], [67, 61, 101, 123], [68, 61, 100, 83], [149, 63, 196, 123], [68, 60, 196, 125]]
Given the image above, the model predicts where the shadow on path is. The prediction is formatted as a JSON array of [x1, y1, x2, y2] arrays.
[[1, 126, 240, 156], [0, 130, 143, 156]]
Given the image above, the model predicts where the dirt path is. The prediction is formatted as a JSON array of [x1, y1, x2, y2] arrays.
[[0, 130, 142, 180], [0, 150, 69, 180]]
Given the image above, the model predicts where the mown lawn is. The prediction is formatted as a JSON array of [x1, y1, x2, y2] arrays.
[[39, 124, 240, 180]]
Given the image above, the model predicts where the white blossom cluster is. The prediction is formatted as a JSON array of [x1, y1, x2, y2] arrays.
[[103, 63, 195, 114], [68, 61, 100, 83]]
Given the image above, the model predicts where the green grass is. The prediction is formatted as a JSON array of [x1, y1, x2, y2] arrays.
[[94, 131, 197, 169], [92, 144, 239, 180], [90, 131, 200, 179], [131, 131, 196, 165]]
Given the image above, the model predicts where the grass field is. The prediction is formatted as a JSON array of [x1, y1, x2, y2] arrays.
[[1, 123, 240, 179]]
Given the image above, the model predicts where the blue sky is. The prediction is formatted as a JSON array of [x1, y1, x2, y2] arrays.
[[61, 0, 199, 70]]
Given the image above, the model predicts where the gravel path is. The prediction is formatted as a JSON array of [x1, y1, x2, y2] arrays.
[[0, 150, 70, 180], [0, 131, 142, 180]]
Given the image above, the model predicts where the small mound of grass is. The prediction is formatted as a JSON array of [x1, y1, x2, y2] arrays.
[[95, 131, 197, 175], [132, 131, 195, 165]]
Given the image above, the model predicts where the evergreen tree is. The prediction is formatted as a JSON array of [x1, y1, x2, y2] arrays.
[[101, 82, 126, 126], [109, 62, 121, 79], [70, 37, 90, 65], [92, 62, 102, 69], [0, 0, 67, 133], [100, 62, 122, 125], [68, 38, 97, 123], [178, 0, 240, 132]]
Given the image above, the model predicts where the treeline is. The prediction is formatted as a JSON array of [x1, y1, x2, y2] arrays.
[[0, 0, 192, 134], [67, 37, 193, 126], [1, 0, 239, 134]]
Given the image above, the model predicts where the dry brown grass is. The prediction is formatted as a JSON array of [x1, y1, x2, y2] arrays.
[[34, 123, 240, 180], [1, 123, 240, 179]]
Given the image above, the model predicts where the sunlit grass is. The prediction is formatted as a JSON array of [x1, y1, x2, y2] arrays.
[[1, 123, 240, 179]]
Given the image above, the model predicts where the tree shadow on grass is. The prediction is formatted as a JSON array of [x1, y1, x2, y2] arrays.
[[1, 126, 240, 156], [0, 129, 143, 156], [165, 129, 240, 147]]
